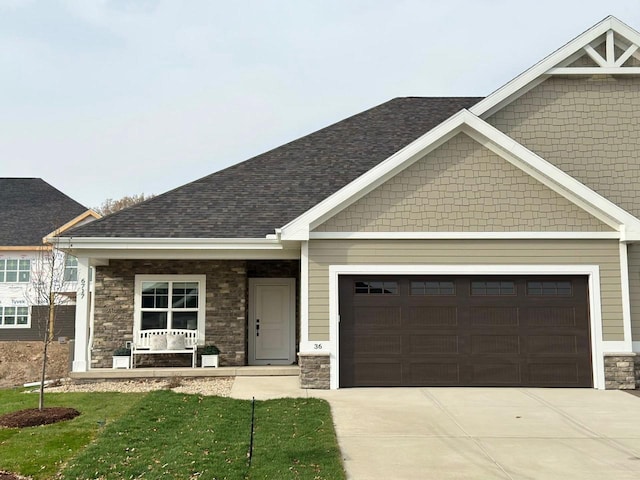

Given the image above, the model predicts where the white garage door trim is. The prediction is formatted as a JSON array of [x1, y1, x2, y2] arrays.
[[328, 264, 604, 390]]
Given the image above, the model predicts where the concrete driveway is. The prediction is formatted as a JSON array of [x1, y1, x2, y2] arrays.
[[231, 378, 640, 479]]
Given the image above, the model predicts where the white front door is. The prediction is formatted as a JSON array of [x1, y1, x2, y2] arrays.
[[248, 278, 295, 365]]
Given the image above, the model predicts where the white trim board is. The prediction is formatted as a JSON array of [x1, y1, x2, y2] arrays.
[[310, 232, 620, 240], [320, 264, 606, 390]]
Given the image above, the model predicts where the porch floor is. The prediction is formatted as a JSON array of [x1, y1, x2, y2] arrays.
[[70, 365, 300, 380]]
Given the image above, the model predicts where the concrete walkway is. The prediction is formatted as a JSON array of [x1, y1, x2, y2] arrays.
[[231, 378, 640, 480]]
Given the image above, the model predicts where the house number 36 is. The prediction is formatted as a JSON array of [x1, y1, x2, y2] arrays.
[[313, 343, 323, 350]]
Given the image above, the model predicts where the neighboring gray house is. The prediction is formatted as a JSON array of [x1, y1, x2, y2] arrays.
[[60, 16, 640, 390], [0, 178, 99, 341]]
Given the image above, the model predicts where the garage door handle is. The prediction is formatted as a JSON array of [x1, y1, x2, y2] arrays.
[[256, 321, 260, 336]]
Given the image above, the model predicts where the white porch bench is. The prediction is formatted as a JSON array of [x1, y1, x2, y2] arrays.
[[131, 329, 199, 368]]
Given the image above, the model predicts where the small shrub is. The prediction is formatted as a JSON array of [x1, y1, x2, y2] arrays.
[[200, 345, 220, 355]]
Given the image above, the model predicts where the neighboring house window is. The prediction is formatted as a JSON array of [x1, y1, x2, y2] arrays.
[[0, 259, 30, 283], [63, 255, 78, 282], [134, 275, 206, 341], [0, 306, 29, 327]]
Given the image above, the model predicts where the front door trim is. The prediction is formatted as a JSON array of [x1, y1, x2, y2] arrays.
[[248, 278, 296, 365]]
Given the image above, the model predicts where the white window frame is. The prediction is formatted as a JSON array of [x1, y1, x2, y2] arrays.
[[0, 305, 30, 328], [0, 258, 31, 283], [134, 274, 206, 344], [63, 255, 78, 282]]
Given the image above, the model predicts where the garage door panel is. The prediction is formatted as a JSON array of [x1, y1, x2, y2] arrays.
[[407, 306, 458, 326], [471, 335, 521, 354], [351, 306, 401, 329], [521, 307, 577, 327], [527, 362, 580, 385], [339, 275, 592, 388], [471, 363, 521, 384], [351, 361, 402, 386], [351, 335, 402, 355], [406, 362, 460, 384], [408, 335, 459, 354], [469, 307, 519, 326], [527, 335, 577, 354]]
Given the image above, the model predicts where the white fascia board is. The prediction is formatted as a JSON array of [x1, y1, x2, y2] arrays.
[[280, 110, 469, 240], [69, 249, 301, 261], [470, 16, 615, 118], [55, 237, 286, 250], [54, 237, 301, 260], [547, 67, 640, 75], [462, 116, 640, 232], [310, 231, 620, 240]]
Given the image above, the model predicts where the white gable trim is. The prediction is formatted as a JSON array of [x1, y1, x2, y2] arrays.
[[280, 110, 640, 240], [471, 16, 640, 118]]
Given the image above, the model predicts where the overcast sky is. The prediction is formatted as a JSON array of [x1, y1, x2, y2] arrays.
[[2, 0, 639, 209]]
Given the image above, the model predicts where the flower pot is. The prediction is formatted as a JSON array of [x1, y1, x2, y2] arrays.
[[112, 355, 130, 369], [201, 354, 219, 368]]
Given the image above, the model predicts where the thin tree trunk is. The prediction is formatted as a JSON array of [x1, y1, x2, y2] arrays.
[[39, 287, 56, 411], [39, 335, 48, 410]]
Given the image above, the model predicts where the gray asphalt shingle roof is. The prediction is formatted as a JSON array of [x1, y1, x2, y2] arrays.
[[67, 97, 481, 239], [0, 178, 89, 246]]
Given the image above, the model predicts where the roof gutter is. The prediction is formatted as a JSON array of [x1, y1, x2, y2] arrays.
[[55, 236, 289, 251]]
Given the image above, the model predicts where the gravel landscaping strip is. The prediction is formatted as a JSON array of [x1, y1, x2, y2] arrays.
[[45, 377, 234, 396]]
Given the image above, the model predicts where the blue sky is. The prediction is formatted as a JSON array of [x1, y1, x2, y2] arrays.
[[2, 0, 639, 209]]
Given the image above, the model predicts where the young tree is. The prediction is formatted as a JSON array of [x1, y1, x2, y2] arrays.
[[94, 193, 155, 216], [28, 243, 67, 410]]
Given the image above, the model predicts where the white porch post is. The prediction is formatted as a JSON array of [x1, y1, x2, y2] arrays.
[[72, 256, 91, 372], [300, 241, 309, 349]]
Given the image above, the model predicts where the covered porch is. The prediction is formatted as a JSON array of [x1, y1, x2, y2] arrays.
[[58, 237, 303, 374]]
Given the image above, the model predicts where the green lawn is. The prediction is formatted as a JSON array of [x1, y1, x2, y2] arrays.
[[0, 389, 145, 479], [0, 389, 345, 480]]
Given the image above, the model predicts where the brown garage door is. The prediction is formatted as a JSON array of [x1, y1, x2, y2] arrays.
[[339, 275, 592, 387]]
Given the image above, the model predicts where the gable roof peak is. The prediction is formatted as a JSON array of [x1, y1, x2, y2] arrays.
[[470, 15, 640, 119]]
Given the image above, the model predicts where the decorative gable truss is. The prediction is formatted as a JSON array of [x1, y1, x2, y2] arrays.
[[471, 16, 640, 118], [550, 27, 640, 74]]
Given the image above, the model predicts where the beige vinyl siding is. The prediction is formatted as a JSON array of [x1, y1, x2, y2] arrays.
[[315, 133, 610, 233], [627, 243, 640, 341], [308, 239, 623, 341], [487, 76, 640, 219]]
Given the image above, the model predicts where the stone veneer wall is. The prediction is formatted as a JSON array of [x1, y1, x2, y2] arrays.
[[604, 353, 637, 389], [91, 259, 247, 369], [298, 353, 330, 389]]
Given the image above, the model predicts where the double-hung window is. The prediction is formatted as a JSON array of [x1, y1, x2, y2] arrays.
[[134, 275, 206, 341], [0, 306, 29, 327], [0, 259, 31, 283], [63, 256, 78, 282]]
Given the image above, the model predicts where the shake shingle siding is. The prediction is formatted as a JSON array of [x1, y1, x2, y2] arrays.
[[67, 97, 481, 239]]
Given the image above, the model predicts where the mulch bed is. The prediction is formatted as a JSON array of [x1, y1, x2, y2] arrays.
[[0, 407, 80, 428], [0, 471, 31, 479]]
